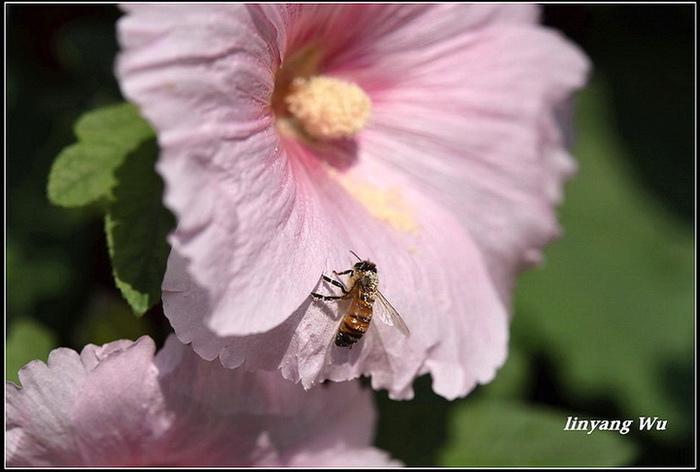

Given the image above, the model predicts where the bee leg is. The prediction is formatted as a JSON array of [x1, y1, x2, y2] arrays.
[[311, 292, 344, 301], [323, 274, 349, 294]]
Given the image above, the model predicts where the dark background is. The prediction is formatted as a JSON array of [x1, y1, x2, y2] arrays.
[[6, 5, 695, 466]]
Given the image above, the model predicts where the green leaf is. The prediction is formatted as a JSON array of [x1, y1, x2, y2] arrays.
[[47, 142, 125, 208], [6, 318, 58, 385], [46, 102, 172, 315], [514, 80, 694, 438], [105, 138, 176, 315], [47, 102, 155, 207], [438, 399, 638, 466]]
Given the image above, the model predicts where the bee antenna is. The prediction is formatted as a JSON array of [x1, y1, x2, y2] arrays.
[[349, 250, 362, 261]]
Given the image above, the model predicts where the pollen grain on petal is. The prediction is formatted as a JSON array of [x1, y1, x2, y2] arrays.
[[284, 76, 372, 140], [333, 172, 421, 235]]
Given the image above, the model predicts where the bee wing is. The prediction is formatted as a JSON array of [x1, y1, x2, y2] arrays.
[[375, 290, 411, 337]]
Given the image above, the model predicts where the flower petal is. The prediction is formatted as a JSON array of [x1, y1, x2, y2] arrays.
[[72, 337, 162, 465], [362, 25, 590, 301], [273, 4, 538, 77], [6, 336, 396, 466], [6, 349, 87, 465]]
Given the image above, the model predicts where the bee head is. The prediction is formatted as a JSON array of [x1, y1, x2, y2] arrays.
[[354, 260, 377, 273]]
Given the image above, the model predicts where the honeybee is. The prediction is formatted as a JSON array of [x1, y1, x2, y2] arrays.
[[311, 251, 410, 347]]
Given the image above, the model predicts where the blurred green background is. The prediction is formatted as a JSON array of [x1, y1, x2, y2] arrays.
[[6, 5, 695, 467]]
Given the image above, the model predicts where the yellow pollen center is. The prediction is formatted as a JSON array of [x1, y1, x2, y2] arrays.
[[284, 76, 371, 140]]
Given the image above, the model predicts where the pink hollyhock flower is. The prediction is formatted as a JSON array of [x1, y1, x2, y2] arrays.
[[116, 5, 589, 399], [6, 335, 397, 467]]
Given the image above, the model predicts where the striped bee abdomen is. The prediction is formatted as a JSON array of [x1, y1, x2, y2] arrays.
[[335, 314, 371, 347]]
